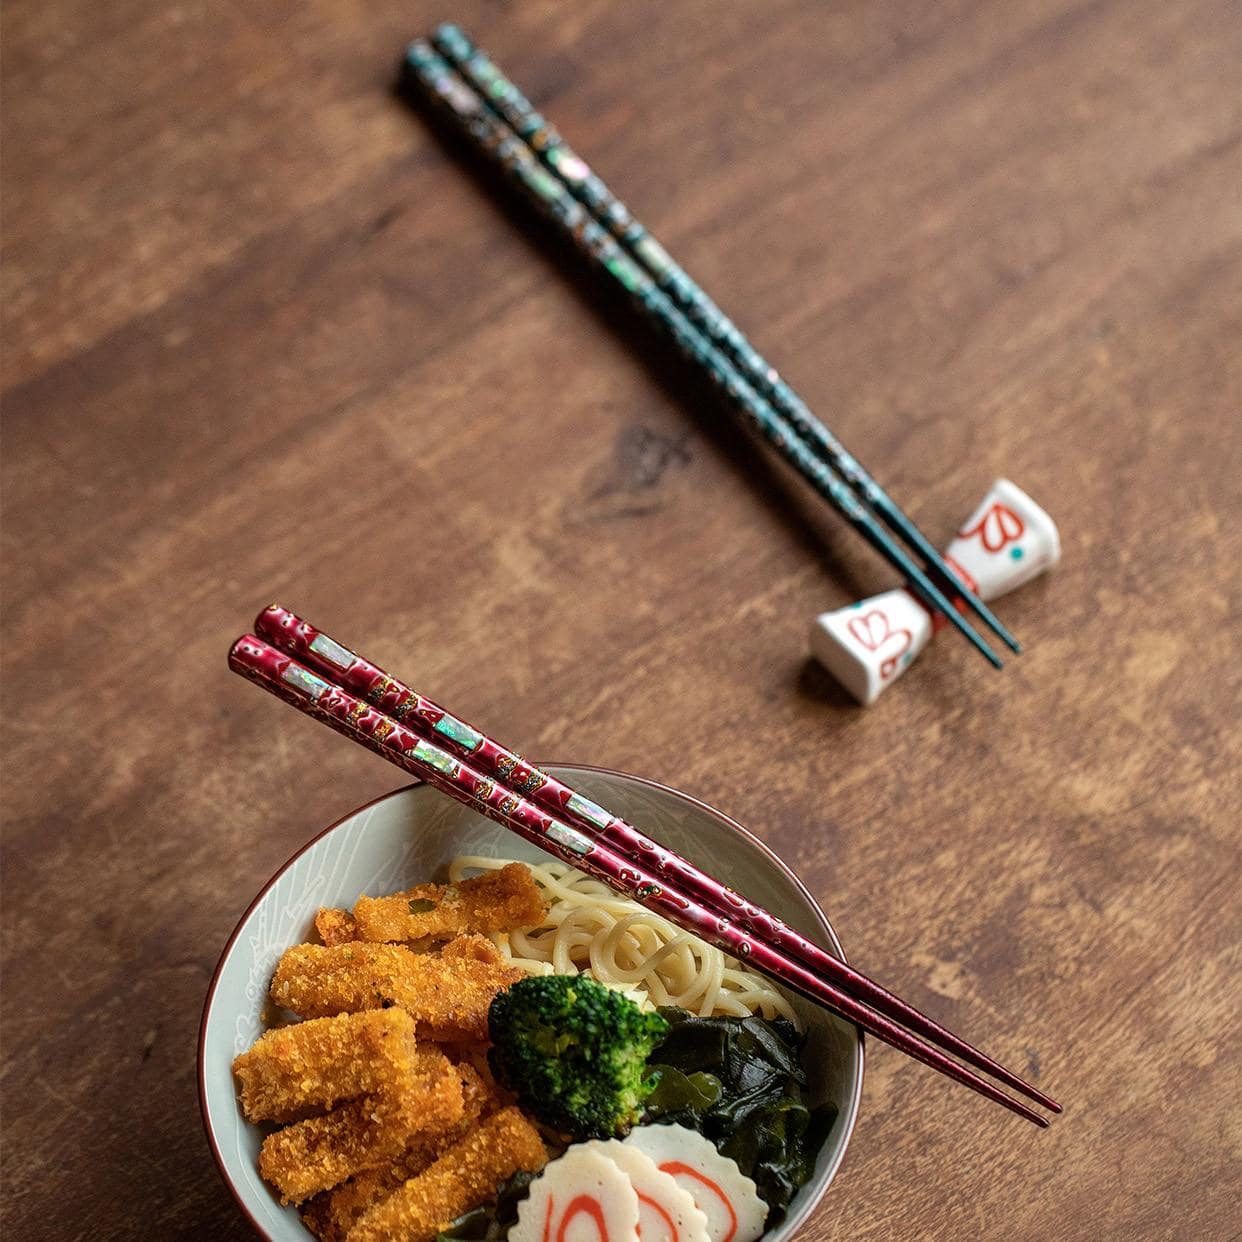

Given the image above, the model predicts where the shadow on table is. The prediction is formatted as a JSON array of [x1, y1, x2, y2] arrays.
[[394, 70, 875, 609]]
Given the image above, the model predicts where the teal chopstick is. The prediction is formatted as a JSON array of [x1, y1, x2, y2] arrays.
[[401, 42, 1002, 669], [430, 23, 1020, 659]]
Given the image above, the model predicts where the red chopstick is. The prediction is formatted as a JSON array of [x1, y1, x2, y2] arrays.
[[255, 604, 1059, 1117], [229, 632, 1054, 1126]]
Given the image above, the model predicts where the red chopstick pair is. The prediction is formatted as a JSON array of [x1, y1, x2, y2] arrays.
[[229, 606, 1059, 1126]]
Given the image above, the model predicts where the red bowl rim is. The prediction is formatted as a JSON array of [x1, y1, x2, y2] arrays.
[[198, 766, 865, 1239]]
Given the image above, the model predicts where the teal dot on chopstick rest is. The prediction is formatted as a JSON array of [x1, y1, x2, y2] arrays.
[[1011, 546, 1025, 560]]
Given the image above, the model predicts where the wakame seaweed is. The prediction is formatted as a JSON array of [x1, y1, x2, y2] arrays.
[[643, 1008, 837, 1223]]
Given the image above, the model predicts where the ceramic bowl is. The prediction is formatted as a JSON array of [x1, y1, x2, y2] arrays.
[[199, 767, 864, 1240]]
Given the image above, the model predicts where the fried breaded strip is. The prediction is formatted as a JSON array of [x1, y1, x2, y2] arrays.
[[440, 932, 505, 966], [271, 942, 522, 1040], [352, 864, 545, 943], [315, 908, 360, 947], [302, 1061, 504, 1242], [344, 1107, 547, 1242], [260, 1047, 464, 1204], [300, 1195, 348, 1242], [317, 881, 444, 947], [260, 1095, 409, 1205], [233, 1009, 417, 1123]]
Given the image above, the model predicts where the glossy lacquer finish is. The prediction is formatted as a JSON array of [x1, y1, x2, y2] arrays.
[[231, 625, 1055, 1124], [257, 604, 1057, 1114]]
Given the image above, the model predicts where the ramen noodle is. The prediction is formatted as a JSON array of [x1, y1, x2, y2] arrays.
[[447, 855, 797, 1024]]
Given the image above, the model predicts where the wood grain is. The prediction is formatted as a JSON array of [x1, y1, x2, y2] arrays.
[[2, 1, 1239, 1238]]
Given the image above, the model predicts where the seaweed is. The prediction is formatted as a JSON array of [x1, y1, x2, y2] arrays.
[[643, 1009, 837, 1223]]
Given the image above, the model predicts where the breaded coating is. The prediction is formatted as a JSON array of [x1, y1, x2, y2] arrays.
[[300, 1194, 348, 1242], [352, 864, 545, 944], [233, 1009, 417, 1123], [440, 933, 505, 966], [299, 1195, 343, 1242], [345, 1107, 547, 1242], [397, 882, 442, 901], [260, 1095, 410, 1205], [301, 1061, 504, 1242], [403, 1046, 467, 1131], [260, 1047, 463, 1204], [438, 1040, 497, 1076], [320, 882, 442, 946], [271, 942, 522, 1041], [315, 908, 360, 947]]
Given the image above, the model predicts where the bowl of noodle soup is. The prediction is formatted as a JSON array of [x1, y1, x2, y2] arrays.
[[200, 767, 864, 1242]]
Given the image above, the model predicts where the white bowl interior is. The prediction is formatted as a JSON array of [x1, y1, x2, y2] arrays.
[[200, 769, 863, 1241]]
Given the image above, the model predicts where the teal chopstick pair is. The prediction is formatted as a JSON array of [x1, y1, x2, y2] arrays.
[[401, 28, 1019, 669]]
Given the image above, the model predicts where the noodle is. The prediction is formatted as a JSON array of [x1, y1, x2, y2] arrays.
[[447, 855, 798, 1025]]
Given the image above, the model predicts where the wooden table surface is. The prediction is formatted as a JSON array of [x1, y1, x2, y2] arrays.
[[3, 2, 1239, 1238]]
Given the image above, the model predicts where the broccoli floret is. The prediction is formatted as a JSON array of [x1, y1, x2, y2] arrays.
[[488, 975, 669, 1139]]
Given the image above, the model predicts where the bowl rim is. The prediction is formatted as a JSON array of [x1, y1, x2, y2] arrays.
[[198, 765, 865, 1240]]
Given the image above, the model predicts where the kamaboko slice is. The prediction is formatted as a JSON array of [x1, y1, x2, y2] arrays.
[[582, 1140, 710, 1242], [511, 1145, 640, 1242], [622, 1124, 766, 1242]]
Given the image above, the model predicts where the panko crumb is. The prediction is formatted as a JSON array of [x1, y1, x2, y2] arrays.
[[259, 1046, 463, 1204], [352, 864, 546, 944], [233, 1009, 417, 1124], [344, 1107, 547, 1242], [271, 942, 522, 1041], [301, 1061, 506, 1241]]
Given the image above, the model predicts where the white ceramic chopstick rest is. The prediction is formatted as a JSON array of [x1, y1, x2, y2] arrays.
[[809, 479, 1060, 705]]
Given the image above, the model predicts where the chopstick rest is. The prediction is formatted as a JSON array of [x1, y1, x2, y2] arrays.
[[428, 23, 1022, 663], [400, 36, 1010, 670], [810, 480, 1060, 705]]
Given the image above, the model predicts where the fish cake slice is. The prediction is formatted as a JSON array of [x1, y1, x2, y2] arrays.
[[271, 942, 521, 1040], [623, 1125, 767, 1242], [510, 1146, 641, 1242], [260, 1047, 463, 1204], [233, 1009, 417, 1123], [352, 864, 545, 944], [345, 1106, 547, 1242]]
